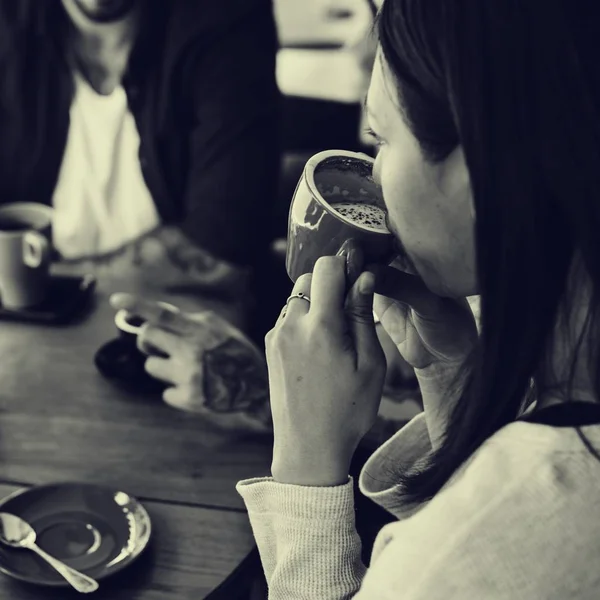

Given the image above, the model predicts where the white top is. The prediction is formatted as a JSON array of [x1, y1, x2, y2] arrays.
[[237, 389, 600, 598], [277, 49, 367, 104], [275, 0, 372, 47], [52, 70, 160, 259]]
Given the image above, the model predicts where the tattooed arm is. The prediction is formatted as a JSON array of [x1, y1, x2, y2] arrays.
[[58, 225, 252, 299], [110, 293, 272, 433]]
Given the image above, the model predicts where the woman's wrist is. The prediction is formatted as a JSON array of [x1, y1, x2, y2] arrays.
[[414, 362, 464, 450], [271, 455, 351, 487], [414, 360, 466, 389], [271, 470, 350, 488]]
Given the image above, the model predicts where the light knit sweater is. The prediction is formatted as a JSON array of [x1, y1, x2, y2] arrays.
[[237, 407, 600, 599]]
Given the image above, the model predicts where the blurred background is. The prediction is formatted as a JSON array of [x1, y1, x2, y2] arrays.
[[272, 0, 378, 238]]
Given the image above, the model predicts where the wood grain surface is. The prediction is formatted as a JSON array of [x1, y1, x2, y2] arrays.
[[0, 277, 271, 598], [0, 483, 256, 600], [0, 276, 273, 508]]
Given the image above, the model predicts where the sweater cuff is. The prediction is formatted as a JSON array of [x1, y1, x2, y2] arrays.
[[359, 412, 432, 519], [236, 476, 366, 595], [237, 476, 355, 520]]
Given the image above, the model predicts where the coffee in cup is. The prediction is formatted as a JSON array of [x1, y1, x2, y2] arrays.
[[328, 202, 389, 232], [286, 150, 396, 282], [0, 203, 53, 309]]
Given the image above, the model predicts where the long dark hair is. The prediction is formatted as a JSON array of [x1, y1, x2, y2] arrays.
[[376, 0, 600, 503]]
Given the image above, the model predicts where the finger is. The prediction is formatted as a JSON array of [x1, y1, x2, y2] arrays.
[[145, 356, 177, 384], [345, 271, 382, 363], [283, 273, 312, 320], [309, 255, 346, 320], [374, 266, 476, 347], [346, 271, 376, 323], [138, 324, 179, 357], [275, 303, 288, 326], [379, 306, 413, 353], [373, 292, 409, 323], [110, 293, 187, 333], [336, 238, 365, 291], [163, 385, 199, 412], [373, 293, 410, 346], [163, 386, 184, 410]]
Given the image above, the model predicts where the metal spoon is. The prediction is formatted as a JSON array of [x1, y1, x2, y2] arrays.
[[0, 512, 99, 593]]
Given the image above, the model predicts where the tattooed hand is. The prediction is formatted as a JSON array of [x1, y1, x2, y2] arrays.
[[110, 293, 272, 434]]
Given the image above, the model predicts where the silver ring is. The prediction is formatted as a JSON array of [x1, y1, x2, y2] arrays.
[[285, 291, 311, 307]]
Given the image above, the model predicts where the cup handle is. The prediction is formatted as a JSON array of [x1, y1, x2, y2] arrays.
[[22, 231, 49, 269]]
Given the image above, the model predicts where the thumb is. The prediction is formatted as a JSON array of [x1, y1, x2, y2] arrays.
[[345, 271, 381, 358]]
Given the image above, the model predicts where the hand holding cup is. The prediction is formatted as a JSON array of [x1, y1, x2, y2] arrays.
[[267, 255, 386, 487], [111, 294, 272, 433], [372, 262, 478, 371]]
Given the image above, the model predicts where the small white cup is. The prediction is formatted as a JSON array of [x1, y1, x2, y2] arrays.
[[115, 301, 179, 356]]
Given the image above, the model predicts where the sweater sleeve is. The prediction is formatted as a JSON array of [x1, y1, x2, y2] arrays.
[[235, 413, 433, 598], [359, 412, 433, 519], [237, 407, 600, 599], [236, 477, 367, 599]]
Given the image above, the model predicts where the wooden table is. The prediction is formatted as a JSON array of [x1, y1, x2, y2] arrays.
[[0, 275, 274, 599]]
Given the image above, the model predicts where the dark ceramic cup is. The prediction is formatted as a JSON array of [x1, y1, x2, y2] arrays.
[[286, 149, 396, 283]]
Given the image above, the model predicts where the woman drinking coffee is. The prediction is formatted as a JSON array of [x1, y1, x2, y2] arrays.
[[236, 0, 600, 597]]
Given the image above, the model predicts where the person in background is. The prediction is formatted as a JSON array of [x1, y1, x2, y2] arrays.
[[0, 0, 280, 424], [236, 0, 600, 597]]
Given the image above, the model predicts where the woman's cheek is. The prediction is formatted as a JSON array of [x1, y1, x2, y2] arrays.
[[379, 162, 404, 217]]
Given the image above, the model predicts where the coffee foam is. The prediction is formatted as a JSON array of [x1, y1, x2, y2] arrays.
[[330, 201, 389, 232]]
